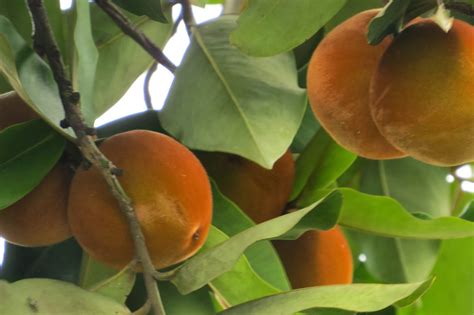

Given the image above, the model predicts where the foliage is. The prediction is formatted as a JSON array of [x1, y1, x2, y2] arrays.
[[0, 0, 473, 314]]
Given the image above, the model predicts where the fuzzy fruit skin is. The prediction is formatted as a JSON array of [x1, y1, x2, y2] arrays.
[[0, 92, 72, 247], [274, 227, 353, 288], [0, 164, 72, 246], [370, 19, 474, 166], [198, 151, 294, 223], [68, 130, 212, 270], [307, 10, 405, 160]]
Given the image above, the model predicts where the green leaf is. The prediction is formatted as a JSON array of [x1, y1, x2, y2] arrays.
[[347, 159, 450, 283], [79, 254, 118, 289], [89, 266, 136, 304], [206, 227, 280, 305], [291, 129, 356, 203], [398, 237, 474, 315], [112, 0, 167, 23], [325, 0, 383, 32], [0, 120, 65, 209], [171, 192, 342, 294], [160, 281, 216, 315], [0, 278, 131, 314], [160, 16, 306, 169], [90, 4, 172, 121], [337, 188, 474, 239], [290, 102, 320, 153], [0, 0, 67, 58], [74, 0, 99, 125], [230, 0, 347, 57], [367, 0, 438, 45], [96, 110, 166, 139], [218, 279, 433, 315], [0, 16, 73, 138], [210, 181, 290, 291]]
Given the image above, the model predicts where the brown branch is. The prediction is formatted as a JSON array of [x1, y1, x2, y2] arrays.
[[445, 2, 474, 16], [26, 1, 166, 314], [179, 0, 196, 36], [95, 0, 177, 73], [144, 62, 158, 110]]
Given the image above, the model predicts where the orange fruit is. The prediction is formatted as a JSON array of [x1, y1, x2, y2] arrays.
[[198, 150, 294, 223], [0, 92, 71, 247], [0, 164, 72, 246], [307, 10, 406, 160], [370, 19, 474, 166], [274, 227, 353, 288], [68, 130, 213, 269]]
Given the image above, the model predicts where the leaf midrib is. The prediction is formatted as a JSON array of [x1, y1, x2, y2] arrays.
[[0, 133, 54, 171], [191, 24, 266, 163]]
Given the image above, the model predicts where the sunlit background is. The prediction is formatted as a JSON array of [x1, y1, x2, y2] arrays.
[[0, 1, 473, 267]]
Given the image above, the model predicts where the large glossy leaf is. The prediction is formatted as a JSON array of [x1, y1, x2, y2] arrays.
[[219, 279, 433, 315], [325, 0, 383, 31], [0, 278, 131, 314], [0, 120, 65, 209], [210, 181, 290, 291], [230, 0, 347, 57], [79, 254, 118, 289], [337, 188, 474, 239], [90, 4, 172, 121], [398, 237, 474, 315], [291, 129, 356, 203], [172, 192, 342, 294], [160, 16, 306, 169], [74, 0, 99, 125], [347, 159, 450, 283], [0, 16, 73, 137], [290, 102, 320, 153]]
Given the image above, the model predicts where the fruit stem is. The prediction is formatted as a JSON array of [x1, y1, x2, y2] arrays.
[[26, 1, 167, 314], [95, 0, 177, 74]]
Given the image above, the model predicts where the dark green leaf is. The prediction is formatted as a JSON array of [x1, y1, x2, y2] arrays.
[[160, 16, 306, 169], [290, 102, 320, 153], [230, 0, 347, 56], [112, 0, 167, 23], [0, 120, 65, 209]]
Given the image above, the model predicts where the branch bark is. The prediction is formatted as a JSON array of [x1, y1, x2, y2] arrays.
[[95, 0, 177, 73], [26, 1, 166, 314]]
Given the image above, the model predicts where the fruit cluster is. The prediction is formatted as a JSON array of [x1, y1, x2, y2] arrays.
[[0, 93, 212, 270], [0, 92, 352, 287], [307, 10, 474, 166]]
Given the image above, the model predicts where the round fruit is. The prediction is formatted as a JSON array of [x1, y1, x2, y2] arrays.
[[0, 91, 71, 247], [198, 150, 294, 223], [307, 10, 406, 160], [370, 19, 474, 166], [68, 130, 213, 270], [274, 227, 353, 288], [0, 164, 72, 246]]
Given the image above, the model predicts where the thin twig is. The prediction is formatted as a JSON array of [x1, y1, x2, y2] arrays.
[[26, 1, 166, 314], [445, 2, 474, 16], [179, 0, 196, 36], [171, 10, 184, 36], [95, 0, 177, 73], [144, 62, 158, 110]]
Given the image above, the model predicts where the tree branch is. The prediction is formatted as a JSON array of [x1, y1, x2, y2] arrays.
[[26, 1, 166, 314], [95, 0, 177, 73], [179, 0, 196, 36]]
